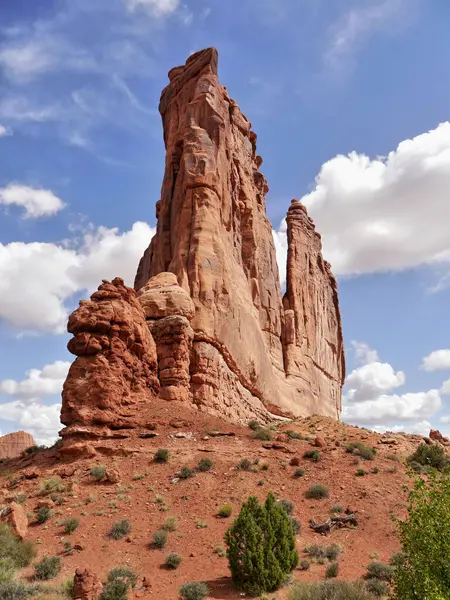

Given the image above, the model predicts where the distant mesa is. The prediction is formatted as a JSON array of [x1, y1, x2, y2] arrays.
[[59, 48, 345, 445], [0, 431, 36, 460]]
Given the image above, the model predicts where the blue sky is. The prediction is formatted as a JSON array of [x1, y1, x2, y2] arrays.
[[1, 0, 450, 444]]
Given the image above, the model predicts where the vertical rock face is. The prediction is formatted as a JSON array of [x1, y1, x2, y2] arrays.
[[0, 431, 35, 459], [283, 200, 345, 417], [134, 48, 345, 420], [60, 278, 159, 435]]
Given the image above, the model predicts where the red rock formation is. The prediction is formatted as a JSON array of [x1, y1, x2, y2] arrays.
[[73, 568, 103, 600], [0, 502, 28, 539], [0, 431, 35, 459], [134, 48, 345, 420], [60, 278, 159, 437]]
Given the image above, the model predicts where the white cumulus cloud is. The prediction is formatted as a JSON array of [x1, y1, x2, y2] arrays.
[[272, 122, 450, 278], [371, 420, 432, 437], [346, 361, 405, 404], [0, 123, 12, 137], [421, 349, 450, 372], [0, 401, 61, 446], [351, 340, 379, 366], [0, 221, 155, 333], [440, 379, 450, 395], [125, 0, 180, 16], [0, 184, 65, 218], [0, 361, 70, 400]]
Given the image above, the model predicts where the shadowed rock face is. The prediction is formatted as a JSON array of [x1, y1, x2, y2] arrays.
[[135, 48, 345, 421], [0, 431, 35, 459]]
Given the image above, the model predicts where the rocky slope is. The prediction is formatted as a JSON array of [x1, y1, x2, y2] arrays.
[[0, 431, 35, 459]]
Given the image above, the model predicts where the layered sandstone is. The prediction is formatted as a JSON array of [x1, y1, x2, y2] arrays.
[[60, 278, 159, 436], [0, 431, 35, 459], [135, 48, 345, 420]]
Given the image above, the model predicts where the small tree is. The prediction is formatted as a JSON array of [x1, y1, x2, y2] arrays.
[[225, 493, 298, 595], [392, 470, 450, 599]]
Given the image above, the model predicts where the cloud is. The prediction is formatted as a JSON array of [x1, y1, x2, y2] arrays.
[[0, 96, 63, 122], [0, 123, 12, 137], [343, 345, 441, 426], [370, 420, 432, 436], [272, 219, 287, 288], [351, 340, 379, 366], [290, 122, 450, 277], [125, 0, 180, 17], [440, 379, 450, 395], [324, 0, 418, 76], [0, 401, 61, 446], [0, 221, 155, 334], [421, 349, 450, 372], [0, 361, 70, 400], [0, 184, 66, 219]]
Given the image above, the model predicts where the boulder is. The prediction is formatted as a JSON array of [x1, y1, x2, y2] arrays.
[[0, 502, 28, 539], [73, 568, 103, 600]]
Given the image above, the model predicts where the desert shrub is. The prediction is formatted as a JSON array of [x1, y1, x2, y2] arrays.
[[365, 578, 389, 597], [248, 420, 261, 431], [279, 499, 295, 515], [371, 467, 380, 474], [391, 470, 450, 599], [151, 529, 167, 549], [178, 466, 195, 479], [390, 551, 406, 567], [154, 448, 169, 463], [303, 544, 341, 562], [331, 505, 343, 514], [299, 559, 310, 571], [218, 504, 233, 518], [294, 468, 305, 478], [304, 484, 329, 499], [387, 454, 401, 462], [225, 493, 298, 595], [325, 562, 339, 578], [161, 516, 177, 532], [34, 555, 61, 580], [21, 445, 46, 457], [109, 520, 131, 540], [407, 443, 449, 471], [356, 469, 368, 477], [0, 580, 37, 600], [107, 566, 137, 588], [165, 552, 182, 569], [365, 562, 394, 582], [303, 450, 320, 462], [100, 580, 129, 600], [39, 477, 66, 495], [0, 557, 16, 584], [0, 524, 36, 569], [237, 458, 252, 471], [252, 428, 272, 441], [325, 544, 341, 561], [36, 506, 52, 524], [179, 582, 209, 600], [289, 580, 377, 600], [62, 518, 79, 534], [285, 430, 304, 440], [197, 458, 214, 472], [346, 442, 376, 461], [90, 464, 106, 481], [290, 517, 301, 534]]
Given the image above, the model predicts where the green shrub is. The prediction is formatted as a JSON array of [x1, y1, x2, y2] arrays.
[[218, 504, 233, 518], [107, 566, 137, 588], [0, 580, 37, 600], [109, 520, 131, 540], [38, 477, 66, 495], [100, 580, 129, 600], [303, 450, 320, 462], [290, 516, 301, 534], [294, 468, 305, 478], [151, 529, 167, 549], [407, 443, 449, 471], [0, 524, 36, 568], [154, 448, 169, 463], [161, 516, 177, 532], [63, 518, 79, 534], [392, 470, 450, 599], [346, 442, 376, 461], [289, 580, 376, 600], [165, 552, 182, 569], [36, 506, 52, 524], [365, 562, 394, 582], [356, 469, 368, 477], [304, 484, 329, 499], [279, 499, 295, 515], [237, 458, 253, 471], [90, 465, 106, 481], [179, 582, 210, 600], [365, 578, 389, 597], [285, 430, 304, 440], [0, 557, 15, 583], [34, 555, 61, 580], [325, 562, 339, 578], [197, 458, 213, 472], [390, 551, 406, 567], [178, 466, 195, 479], [303, 543, 341, 562], [299, 559, 310, 571], [225, 493, 298, 595], [248, 421, 261, 431], [251, 428, 272, 441], [331, 505, 343, 514], [387, 454, 401, 462], [371, 467, 380, 474]]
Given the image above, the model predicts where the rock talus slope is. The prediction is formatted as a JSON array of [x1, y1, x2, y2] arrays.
[[135, 47, 344, 420]]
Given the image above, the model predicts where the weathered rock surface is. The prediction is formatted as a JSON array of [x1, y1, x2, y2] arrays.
[[0, 502, 28, 539], [73, 568, 103, 600], [60, 278, 159, 436], [0, 431, 35, 459], [134, 48, 345, 421]]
